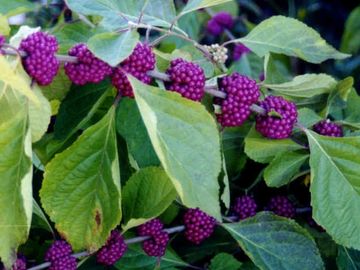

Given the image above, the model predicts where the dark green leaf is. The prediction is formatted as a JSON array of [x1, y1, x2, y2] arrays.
[[209, 253, 242, 270], [337, 246, 360, 270]]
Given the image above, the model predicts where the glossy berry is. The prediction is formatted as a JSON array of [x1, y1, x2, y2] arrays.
[[138, 219, 169, 257], [142, 231, 169, 257], [48, 256, 77, 270], [233, 43, 251, 61], [313, 119, 343, 137], [215, 73, 260, 127], [111, 43, 155, 97], [166, 58, 205, 101], [19, 31, 59, 85], [97, 230, 127, 266], [207, 12, 234, 35], [64, 43, 112, 85], [256, 96, 297, 139], [267, 196, 296, 218], [45, 240, 72, 262], [13, 255, 26, 270], [183, 208, 216, 244], [233, 196, 257, 220]]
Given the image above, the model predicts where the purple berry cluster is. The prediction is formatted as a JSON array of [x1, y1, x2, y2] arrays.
[[183, 208, 216, 244], [97, 230, 127, 265], [233, 44, 251, 61], [137, 219, 169, 257], [112, 43, 156, 97], [166, 58, 206, 101], [256, 96, 297, 139], [19, 31, 59, 85], [207, 12, 234, 36], [64, 43, 112, 85], [233, 196, 257, 220], [215, 73, 260, 127], [267, 196, 295, 218], [45, 240, 76, 270], [313, 119, 343, 137], [0, 35, 5, 54]]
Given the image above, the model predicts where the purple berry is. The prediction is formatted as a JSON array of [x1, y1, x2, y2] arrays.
[[255, 96, 297, 139], [45, 240, 72, 262], [48, 256, 77, 270], [96, 230, 127, 265], [111, 43, 155, 97], [12, 255, 26, 270], [215, 73, 260, 127], [137, 219, 169, 257], [267, 196, 295, 218], [64, 43, 112, 85], [142, 231, 169, 257], [183, 208, 216, 244], [313, 119, 343, 137], [207, 12, 233, 35], [233, 44, 251, 61], [19, 31, 59, 85], [0, 35, 5, 54], [233, 196, 257, 220], [166, 58, 205, 101]]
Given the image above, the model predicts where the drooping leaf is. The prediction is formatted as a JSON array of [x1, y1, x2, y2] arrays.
[[244, 127, 304, 163], [264, 151, 309, 187], [130, 76, 222, 220], [180, 0, 232, 16], [32, 199, 54, 235], [340, 6, 360, 54], [336, 246, 360, 270], [263, 53, 292, 84], [122, 167, 176, 230], [116, 98, 159, 168], [88, 30, 139, 67], [264, 74, 336, 98], [209, 253, 242, 270], [0, 83, 32, 268], [54, 80, 113, 140], [222, 212, 324, 270], [305, 130, 360, 249], [40, 107, 121, 251], [232, 16, 350, 64]]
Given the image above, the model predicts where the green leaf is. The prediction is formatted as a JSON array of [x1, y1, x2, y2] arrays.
[[264, 151, 309, 187], [344, 89, 360, 123], [0, 14, 10, 35], [305, 130, 360, 249], [130, 76, 222, 220], [122, 167, 176, 230], [0, 55, 39, 105], [0, 0, 36, 17], [180, 0, 232, 16], [209, 253, 242, 270], [230, 52, 263, 80], [263, 53, 291, 84], [53, 21, 95, 54], [32, 199, 54, 235], [116, 98, 159, 168], [264, 74, 337, 98], [88, 30, 139, 67], [0, 85, 32, 268], [40, 68, 72, 101], [233, 16, 350, 64], [115, 244, 189, 269], [337, 246, 360, 270], [28, 86, 51, 143], [341, 6, 360, 54], [222, 212, 324, 270], [244, 127, 304, 163], [296, 108, 322, 128], [66, 0, 180, 33], [54, 80, 113, 140], [40, 107, 121, 251]]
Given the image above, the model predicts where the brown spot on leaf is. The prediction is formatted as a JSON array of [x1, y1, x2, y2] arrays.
[[95, 210, 101, 228]]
